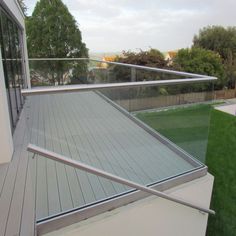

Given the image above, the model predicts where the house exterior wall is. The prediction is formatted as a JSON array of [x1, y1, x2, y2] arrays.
[[46, 174, 214, 236], [0, 47, 13, 163], [0, 0, 24, 26]]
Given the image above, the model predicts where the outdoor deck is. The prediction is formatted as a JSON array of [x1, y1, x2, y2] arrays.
[[0, 91, 203, 236]]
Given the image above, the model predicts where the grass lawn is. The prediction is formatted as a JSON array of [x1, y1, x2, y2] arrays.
[[205, 109, 236, 236], [136, 105, 236, 236], [136, 104, 212, 163]]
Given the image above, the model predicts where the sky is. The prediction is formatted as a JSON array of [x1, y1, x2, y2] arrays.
[[24, 0, 236, 53]]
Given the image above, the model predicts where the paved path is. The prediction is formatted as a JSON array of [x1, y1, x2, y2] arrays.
[[215, 103, 236, 116]]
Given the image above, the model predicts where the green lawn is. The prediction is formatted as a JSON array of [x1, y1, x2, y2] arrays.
[[205, 109, 236, 236], [136, 105, 236, 236], [136, 104, 212, 163]]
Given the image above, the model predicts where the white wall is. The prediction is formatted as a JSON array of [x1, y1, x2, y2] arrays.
[[0, 48, 13, 164], [46, 174, 214, 236]]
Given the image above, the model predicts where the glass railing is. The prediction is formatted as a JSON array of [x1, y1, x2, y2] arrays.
[[28, 58, 204, 87], [27, 58, 215, 163], [23, 58, 216, 225], [99, 81, 214, 163]]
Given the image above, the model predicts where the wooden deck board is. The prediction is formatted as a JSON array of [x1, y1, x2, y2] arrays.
[[36, 96, 49, 219], [5, 123, 29, 236], [0, 99, 36, 236], [44, 96, 61, 216], [0, 164, 9, 197], [20, 98, 37, 236], [20, 152, 36, 236], [5, 98, 35, 236]]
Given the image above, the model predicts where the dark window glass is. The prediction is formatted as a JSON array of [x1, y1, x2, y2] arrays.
[[0, 7, 26, 133]]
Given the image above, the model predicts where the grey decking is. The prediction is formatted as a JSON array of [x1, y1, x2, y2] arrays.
[[0, 91, 200, 236], [31, 91, 197, 220], [0, 106, 35, 236]]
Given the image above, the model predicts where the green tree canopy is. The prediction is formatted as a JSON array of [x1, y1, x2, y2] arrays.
[[193, 26, 236, 60], [96, 49, 168, 101], [26, 0, 88, 85], [112, 49, 168, 82], [173, 47, 226, 89], [115, 49, 167, 68], [26, 0, 88, 58], [193, 26, 236, 88]]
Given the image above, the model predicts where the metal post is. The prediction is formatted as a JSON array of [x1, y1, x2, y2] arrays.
[[131, 67, 136, 82]]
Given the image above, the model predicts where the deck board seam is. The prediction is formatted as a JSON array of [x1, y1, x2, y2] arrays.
[[0, 164, 10, 198]]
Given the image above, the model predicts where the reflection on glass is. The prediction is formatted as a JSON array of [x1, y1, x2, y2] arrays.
[[99, 82, 213, 163], [0, 7, 25, 132]]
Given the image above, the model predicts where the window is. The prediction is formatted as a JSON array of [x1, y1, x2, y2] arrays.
[[0, 7, 26, 133]]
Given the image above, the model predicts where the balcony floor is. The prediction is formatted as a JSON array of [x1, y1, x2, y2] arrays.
[[0, 91, 203, 236]]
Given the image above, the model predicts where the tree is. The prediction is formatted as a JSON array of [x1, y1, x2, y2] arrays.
[[173, 47, 226, 89], [193, 26, 236, 88], [111, 49, 168, 82], [26, 0, 88, 85], [115, 49, 167, 68], [18, 0, 27, 15], [99, 49, 169, 101]]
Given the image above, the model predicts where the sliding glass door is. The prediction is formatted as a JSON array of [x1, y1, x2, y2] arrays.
[[0, 6, 26, 133]]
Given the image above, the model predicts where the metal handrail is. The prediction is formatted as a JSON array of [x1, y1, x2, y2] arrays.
[[27, 144, 215, 215], [22, 77, 216, 96], [28, 57, 218, 79]]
